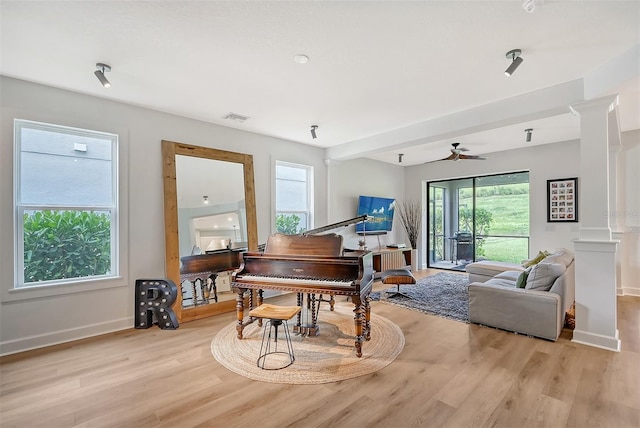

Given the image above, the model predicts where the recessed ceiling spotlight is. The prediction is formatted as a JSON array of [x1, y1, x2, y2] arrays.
[[294, 54, 309, 64]]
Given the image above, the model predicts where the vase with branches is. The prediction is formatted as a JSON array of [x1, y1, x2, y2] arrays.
[[395, 200, 422, 249]]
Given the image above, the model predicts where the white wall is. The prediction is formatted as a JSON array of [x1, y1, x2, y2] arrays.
[[0, 77, 329, 355], [405, 140, 580, 268], [403, 135, 639, 295], [406, 141, 582, 266], [327, 158, 405, 250]]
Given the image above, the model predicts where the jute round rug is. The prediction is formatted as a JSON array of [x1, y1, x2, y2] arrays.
[[211, 303, 404, 384]]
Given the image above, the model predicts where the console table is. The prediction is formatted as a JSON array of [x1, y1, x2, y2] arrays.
[[370, 247, 412, 277]]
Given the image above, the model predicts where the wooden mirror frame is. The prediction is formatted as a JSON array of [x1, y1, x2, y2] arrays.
[[161, 140, 258, 323]]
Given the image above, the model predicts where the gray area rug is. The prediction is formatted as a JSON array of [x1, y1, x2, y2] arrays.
[[371, 272, 469, 323]]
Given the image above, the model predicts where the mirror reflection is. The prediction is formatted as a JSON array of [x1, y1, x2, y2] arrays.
[[176, 155, 247, 308]]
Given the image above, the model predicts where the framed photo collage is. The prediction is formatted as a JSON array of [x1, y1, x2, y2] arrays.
[[547, 177, 578, 223]]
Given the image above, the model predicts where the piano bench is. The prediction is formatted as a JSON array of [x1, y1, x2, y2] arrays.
[[248, 304, 302, 370], [381, 269, 416, 298]]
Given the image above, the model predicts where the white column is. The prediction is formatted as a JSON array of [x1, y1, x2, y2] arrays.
[[608, 109, 625, 296], [569, 95, 620, 352]]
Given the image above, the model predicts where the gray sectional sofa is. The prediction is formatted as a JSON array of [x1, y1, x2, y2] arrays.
[[465, 248, 575, 341]]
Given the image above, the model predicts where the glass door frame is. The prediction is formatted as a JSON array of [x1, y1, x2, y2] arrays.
[[426, 171, 530, 269]]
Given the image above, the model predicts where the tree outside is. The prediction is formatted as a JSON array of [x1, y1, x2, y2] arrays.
[[275, 213, 305, 234]]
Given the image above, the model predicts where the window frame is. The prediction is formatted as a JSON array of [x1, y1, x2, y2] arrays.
[[13, 119, 120, 290], [274, 160, 314, 234]]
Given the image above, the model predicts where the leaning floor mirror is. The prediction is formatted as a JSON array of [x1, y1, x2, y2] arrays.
[[161, 140, 258, 323]]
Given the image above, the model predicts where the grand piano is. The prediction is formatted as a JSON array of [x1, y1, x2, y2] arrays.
[[231, 215, 375, 357]]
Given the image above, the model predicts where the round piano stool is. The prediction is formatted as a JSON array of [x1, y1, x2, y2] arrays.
[[381, 269, 416, 298], [248, 304, 302, 370]]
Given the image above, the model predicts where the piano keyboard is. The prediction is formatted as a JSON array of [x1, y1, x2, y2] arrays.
[[237, 274, 354, 288]]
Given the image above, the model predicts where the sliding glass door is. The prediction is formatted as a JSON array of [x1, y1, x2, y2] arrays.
[[474, 173, 530, 263], [427, 172, 530, 270]]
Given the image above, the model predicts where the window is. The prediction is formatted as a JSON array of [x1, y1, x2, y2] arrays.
[[275, 161, 313, 234], [14, 120, 119, 288], [428, 186, 445, 262]]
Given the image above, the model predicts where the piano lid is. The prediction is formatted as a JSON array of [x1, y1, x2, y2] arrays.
[[263, 233, 343, 257], [257, 215, 369, 254]]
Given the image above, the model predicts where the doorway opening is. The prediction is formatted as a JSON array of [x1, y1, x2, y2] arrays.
[[427, 171, 530, 271]]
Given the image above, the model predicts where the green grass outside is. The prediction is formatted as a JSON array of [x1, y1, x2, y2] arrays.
[[460, 193, 529, 236], [479, 237, 529, 264], [459, 191, 530, 262]]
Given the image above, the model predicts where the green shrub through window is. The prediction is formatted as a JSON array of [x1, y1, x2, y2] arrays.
[[23, 210, 112, 282]]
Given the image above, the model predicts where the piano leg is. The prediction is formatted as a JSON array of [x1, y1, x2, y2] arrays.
[[257, 290, 263, 327], [209, 273, 218, 303], [294, 293, 303, 333], [351, 296, 365, 358], [309, 294, 319, 336], [235, 288, 246, 339], [364, 296, 371, 341]]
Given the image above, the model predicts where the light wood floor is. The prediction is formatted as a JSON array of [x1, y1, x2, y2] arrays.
[[1, 269, 638, 428]]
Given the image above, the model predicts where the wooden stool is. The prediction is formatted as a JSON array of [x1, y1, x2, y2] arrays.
[[248, 304, 302, 370], [381, 269, 416, 298]]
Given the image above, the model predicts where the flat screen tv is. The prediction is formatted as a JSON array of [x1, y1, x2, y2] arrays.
[[356, 195, 396, 234]]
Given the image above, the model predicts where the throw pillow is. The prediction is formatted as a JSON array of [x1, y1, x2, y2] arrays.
[[515, 267, 532, 288], [525, 262, 566, 291], [522, 250, 550, 268]]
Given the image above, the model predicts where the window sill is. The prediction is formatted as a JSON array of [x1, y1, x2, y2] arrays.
[[3, 276, 128, 303]]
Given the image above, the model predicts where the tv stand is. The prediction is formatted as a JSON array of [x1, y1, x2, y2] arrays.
[[370, 247, 412, 277]]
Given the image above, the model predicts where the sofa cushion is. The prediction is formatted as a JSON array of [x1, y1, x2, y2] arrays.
[[542, 248, 574, 268], [515, 267, 532, 288], [494, 270, 522, 282], [484, 278, 518, 288], [526, 262, 566, 291], [465, 261, 524, 277], [523, 250, 550, 268]]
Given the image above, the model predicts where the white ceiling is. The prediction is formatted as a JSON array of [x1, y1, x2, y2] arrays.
[[2, 1, 639, 166]]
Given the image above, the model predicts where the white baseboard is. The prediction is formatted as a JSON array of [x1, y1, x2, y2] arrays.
[[0, 317, 133, 356], [622, 286, 640, 297], [572, 329, 621, 352]]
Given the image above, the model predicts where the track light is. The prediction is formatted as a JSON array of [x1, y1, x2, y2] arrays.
[[203, 195, 209, 204], [94, 63, 111, 88], [504, 49, 523, 76], [310, 125, 318, 139], [398, 154, 404, 163], [525, 128, 533, 143]]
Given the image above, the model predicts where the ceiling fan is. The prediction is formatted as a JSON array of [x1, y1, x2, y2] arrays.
[[429, 142, 487, 162]]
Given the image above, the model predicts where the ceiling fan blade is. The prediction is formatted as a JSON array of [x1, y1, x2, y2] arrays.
[[459, 154, 487, 160], [427, 145, 485, 163], [425, 153, 456, 163]]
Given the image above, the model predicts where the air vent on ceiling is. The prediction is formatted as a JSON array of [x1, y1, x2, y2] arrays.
[[223, 113, 250, 123]]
